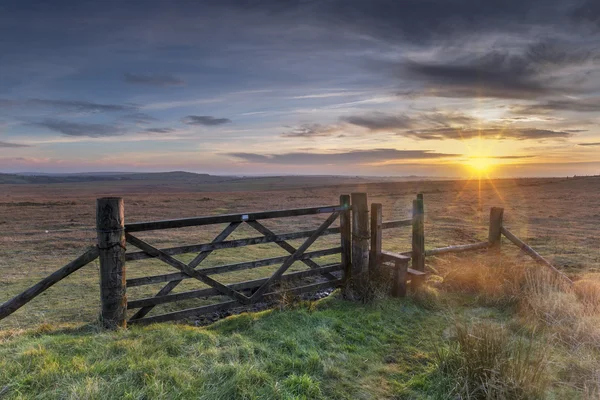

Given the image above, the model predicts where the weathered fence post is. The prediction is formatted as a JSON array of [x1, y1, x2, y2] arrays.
[[369, 203, 383, 276], [96, 197, 127, 329], [392, 259, 408, 298], [411, 194, 425, 288], [488, 207, 504, 252], [351, 193, 369, 286], [339, 194, 352, 287]]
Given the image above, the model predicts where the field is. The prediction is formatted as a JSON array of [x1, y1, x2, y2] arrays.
[[1, 174, 600, 398]]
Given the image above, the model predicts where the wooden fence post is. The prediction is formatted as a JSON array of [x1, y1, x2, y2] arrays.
[[96, 197, 127, 329], [339, 194, 352, 286], [412, 194, 425, 287], [351, 193, 369, 280], [369, 203, 383, 276], [392, 259, 408, 298], [412, 195, 425, 271], [488, 207, 504, 252]]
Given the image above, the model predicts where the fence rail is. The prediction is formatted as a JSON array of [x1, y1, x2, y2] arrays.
[[0, 191, 572, 328], [125, 205, 346, 232]]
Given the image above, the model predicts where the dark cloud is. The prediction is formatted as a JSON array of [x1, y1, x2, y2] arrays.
[[281, 124, 338, 138], [182, 115, 231, 126], [228, 148, 457, 165], [578, 142, 600, 146], [31, 119, 121, 137], [0, 99, 136, 113], [572, 0, 600, 27], [512, 98, 600, 114], [403, 127, 572, 141], [420, 112, 478, 127], [124, 73, 185, 87], [400, 54, 547, 100], [230, 0, 583, 44], [373, 36, 598, 100], [143, 127, 176, 134], [0, 141, 30, 148], [119, 113, 158, 124], [341, 112, 413, 131], [491, 155, 536, 159]]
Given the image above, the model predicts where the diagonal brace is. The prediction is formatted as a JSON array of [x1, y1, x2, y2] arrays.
[[246, 220, 337, 281], [249, 212, 339, 302], [129, 222, 241, 319], [126, 233, 251, 306]]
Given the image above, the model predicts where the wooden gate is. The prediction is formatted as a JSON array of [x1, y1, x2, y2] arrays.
[[99, 196, 353, 326]]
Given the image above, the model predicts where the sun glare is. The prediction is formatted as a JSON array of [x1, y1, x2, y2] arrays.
[[467, 157, 493, 174]]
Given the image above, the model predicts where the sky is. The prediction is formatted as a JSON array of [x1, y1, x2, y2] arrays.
[[1, 0, 599, 177]]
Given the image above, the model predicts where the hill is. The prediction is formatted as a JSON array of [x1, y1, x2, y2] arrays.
[[0, 171, 237, 185]]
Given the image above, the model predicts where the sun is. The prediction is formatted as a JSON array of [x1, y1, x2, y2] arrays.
[[467, 157, 493, 174]]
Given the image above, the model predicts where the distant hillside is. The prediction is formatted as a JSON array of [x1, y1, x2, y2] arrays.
[[0, 171, 236, 184]]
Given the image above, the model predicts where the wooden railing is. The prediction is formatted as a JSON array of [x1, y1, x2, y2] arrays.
[[117, 197, 353, 327], [0, 192, 572, 328]]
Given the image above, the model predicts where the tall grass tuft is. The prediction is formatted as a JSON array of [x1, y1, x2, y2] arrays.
[[434, 322, 549, 399]]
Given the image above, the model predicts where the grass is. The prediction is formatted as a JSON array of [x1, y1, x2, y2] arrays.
[[2, 176, 600, 398], [428, 253, 600, 399], [2, 253, 600, 398], [0, 295, 447, 399]]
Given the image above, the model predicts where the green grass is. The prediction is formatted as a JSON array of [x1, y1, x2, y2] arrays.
[[0, 295, 448, 399]]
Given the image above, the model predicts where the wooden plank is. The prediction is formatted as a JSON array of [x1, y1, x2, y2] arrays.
[[0, 247, 99, 321], [129, 222, 241, 321], [129, 279, 342, 325], [125, 226, 341, 261], [381, 219, 412, 229], [425, 241, 488, 256], [127, 264, 342, 309], [501, 227, 573, 284], [380, 250, 411, 263], [249, 212, 340, 302], [125, 233, 251, 306], [246, 220, 337, 281], [125, 205, 345, 232], [126, 247, 341, 287], [407, 268, 426, 276]]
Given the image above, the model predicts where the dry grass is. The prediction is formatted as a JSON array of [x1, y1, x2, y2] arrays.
[[428, 253, 600, 398], [434, 322, 549, 399]]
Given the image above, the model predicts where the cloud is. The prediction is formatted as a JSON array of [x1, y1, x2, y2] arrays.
[[372, 37, 597, 100], [0, 99, 136, 113], [31, 119, 122, 137], [124, 73, 185, 87], [228, 148, 458, 165], [401, 53, 547, 99], [0, 141, 31, 148], [572, 0, 600, 27], [143, 127, 176, 134], [420, 112, 479, 127], [182, 115, 231, 126], [491, 155, 536, 159], [511, 98, 600, 114], [341, 112, 413, 131], [280, 124, 339, 138], [578, 142, 600, 146], [119, 113, 158, 124], [403, 127, 572, 141]]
